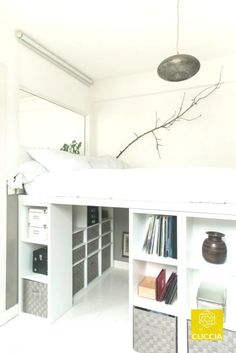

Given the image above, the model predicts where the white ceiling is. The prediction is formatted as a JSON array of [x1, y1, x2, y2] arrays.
[[1, 0, 236, 81]]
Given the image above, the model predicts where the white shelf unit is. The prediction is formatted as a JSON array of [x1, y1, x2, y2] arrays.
[[130, 207, 236, 353], [18, 199, 72, 323], [132, 258, 178, 317], [185, 213, 236, 332], [72, 206, 113, 296]]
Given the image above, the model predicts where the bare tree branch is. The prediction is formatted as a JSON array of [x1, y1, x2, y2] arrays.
[[116, 69, 222, 159], [152, 131, 161, 158]]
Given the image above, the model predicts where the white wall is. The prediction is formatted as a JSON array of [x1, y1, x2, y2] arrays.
[[0, 24, 91, 320], [0, 25, 19, 319], [90, 55, 236, 168], [19, 93, 85, 157], [18, 41, 91, 165], [0, 25, 91, 178], [19, 46, 90, 117]]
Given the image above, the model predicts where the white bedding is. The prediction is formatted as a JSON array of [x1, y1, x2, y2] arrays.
[[23, 167, 236, 204]]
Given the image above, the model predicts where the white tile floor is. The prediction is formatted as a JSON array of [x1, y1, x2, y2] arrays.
[[0, 268, 133, 353]]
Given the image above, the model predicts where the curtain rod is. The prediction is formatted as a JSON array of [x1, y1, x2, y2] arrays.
[[16, 30, 94, 87]]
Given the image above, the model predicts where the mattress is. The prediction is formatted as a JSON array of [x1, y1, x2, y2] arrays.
[[23, 167, 236, 204]]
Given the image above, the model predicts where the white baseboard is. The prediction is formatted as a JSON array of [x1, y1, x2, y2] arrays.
[[0, 304, 18, 326], [114, 260, 129, 270]]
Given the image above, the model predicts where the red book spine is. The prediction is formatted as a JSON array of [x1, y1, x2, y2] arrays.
[[156, 269, 166, 301], [159, 272, 177, 302]]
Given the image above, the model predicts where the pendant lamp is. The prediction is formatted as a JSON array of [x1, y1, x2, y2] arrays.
[[157, 0, 200, 82]]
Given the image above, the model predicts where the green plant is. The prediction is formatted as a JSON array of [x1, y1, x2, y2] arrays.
[[60, 140, 82, 154]]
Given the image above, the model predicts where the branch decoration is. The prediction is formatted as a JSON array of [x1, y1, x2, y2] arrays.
[[116, 69, 222, 159]]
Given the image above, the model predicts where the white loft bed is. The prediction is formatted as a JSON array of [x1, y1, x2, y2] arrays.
[[17, 166, 236, 215], [15, 93, 236, 212], [16, 153, 236, 351], [8, 146, 236, 212], [14, 116, 236, 350]]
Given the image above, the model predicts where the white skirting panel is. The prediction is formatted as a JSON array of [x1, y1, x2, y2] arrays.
[[0, 304, 18, 326], [114, 260, 129, 270]]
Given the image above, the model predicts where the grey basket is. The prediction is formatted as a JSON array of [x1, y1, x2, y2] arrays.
[[72, 230, 84, 248], [73, 261, 84, 295], [87, 224, 99, 241], [101, 220, 111, 234], [87, 253, 99, 284], [188, 320, 236, 353], [23, 279, 48, 318], [72, 245, 85, 264], [133, 307, 177, 353], [87, 239, 99, 255], [102, 246, 111, 273], [102, 233, 111, 247]]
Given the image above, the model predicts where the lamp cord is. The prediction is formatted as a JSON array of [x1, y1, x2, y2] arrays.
[[176, 0, 180, 54]]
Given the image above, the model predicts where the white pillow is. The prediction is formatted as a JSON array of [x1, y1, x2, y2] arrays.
[[27, 148, 91, 171], [7, 160, 48, 190], [88, 155, 130, 169], [18, 160, 48, 183]]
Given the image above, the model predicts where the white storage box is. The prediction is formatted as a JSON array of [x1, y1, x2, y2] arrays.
[[28, 208, 48, 228], [29, 226, 48, 241], [28, 208, 48, 242]]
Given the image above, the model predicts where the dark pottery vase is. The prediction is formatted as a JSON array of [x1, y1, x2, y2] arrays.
[[202, 231, 227, 264]]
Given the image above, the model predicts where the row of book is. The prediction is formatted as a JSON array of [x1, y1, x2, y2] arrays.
[[156, 269, 177, 305], [138, 269, 177, 305], [142, 215, 177, 258]]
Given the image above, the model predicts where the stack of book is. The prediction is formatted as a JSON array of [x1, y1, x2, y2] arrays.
[[156, 269, 177, 305], [142, 215, 177, 258], [138, 269, 177, 305]]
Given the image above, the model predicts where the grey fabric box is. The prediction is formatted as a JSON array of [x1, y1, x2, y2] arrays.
[[72, 230, 84, 248], [188, 320, 236, 353], [102, 233, 111, 247], [72, 245, 85, 264], [102, 246, 111, 273], [87, 224, 99, 241], [23, 279, 48, 318], [133, 307, 177, 353], [87, 253, 99, 284], [87, 239, 99, 255], [73, 261, 84, 295], [101, 220, 111, 234]]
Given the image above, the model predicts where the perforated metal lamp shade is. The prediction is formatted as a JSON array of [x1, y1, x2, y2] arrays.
[[157, 54, 200, 82]]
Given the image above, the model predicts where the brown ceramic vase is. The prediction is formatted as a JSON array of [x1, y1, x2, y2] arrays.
[[202, 231, 227, 264]]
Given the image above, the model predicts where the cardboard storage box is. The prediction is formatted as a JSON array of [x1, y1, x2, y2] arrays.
[[138, 276, 156, 300]]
